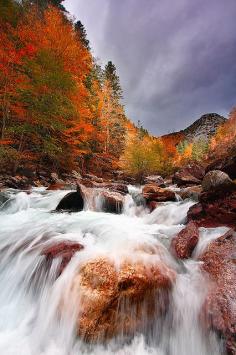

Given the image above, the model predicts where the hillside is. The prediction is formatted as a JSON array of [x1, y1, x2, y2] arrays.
[[162, 113, 226, 142]]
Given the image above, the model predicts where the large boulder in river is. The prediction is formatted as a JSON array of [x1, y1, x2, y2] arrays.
[[66, 257, 175, 341], [100, 190, 124, 214], [142, 184, 176, 202], [187, 183, 236, 230], [171, 221, 199, 259], [173, 164, 205, 187], [202, 170, 233, 192], [199, 230, 236, 355], [55, 185, 84, 212], [206, 154, 236, 180]]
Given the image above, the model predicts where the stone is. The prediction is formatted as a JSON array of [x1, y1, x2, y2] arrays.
[[178, 185, 202, 201], [66, 257, 176, 341], [55, 185, 84, 212], [187, 186, 236, 230], [206, 154, 236, 180], [171, 221, 199, 259], [144, 175, 165, 186], [100, 190, 124, 214], [173, 164, 205, 187], [142, 184, 176, 202], [199, 230, 236, 354], [42, 241, 84, 277], [202, 170, 233, 192]]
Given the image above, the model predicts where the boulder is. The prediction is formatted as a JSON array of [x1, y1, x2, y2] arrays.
[[147, 200, 160, 212], [83, 173, 104, 183], [206, 154, 236, 180], [98, 182, 128, 195], [51, 172, 64, 184], [178, 185, 202, 201], [187, 185, 236, 230], [202, 170, 233, 192], [199, 230, 236, 354], [55, 185, 84, 212], [142, 184, 176, 202], [66, 257, 175, 341], [42, 241, 84, 277], [173, 164, 205, 187], [47, 183, 76, 191], [144, 175, 165, 187], [5, 176, 32, 190], [100, 190, 124, 214], [171, 221, 199, 259]]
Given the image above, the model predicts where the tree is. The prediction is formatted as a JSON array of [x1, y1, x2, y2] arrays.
[[192, 138, 209, 161], [74, 20, 90, 50], [23, 0, 66, 12], [104, 61, 123, 99], [120, 130, 166, 181]]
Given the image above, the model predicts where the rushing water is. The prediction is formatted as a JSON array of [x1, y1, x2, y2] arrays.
[[0, 187, 228, 355]]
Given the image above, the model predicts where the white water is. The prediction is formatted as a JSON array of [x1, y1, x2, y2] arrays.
[[0, 188, 226, 354]]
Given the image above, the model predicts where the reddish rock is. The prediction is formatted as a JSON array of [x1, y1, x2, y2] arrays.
[[100, 190, 124, 214], [173, 164, 205, 187], [178, 185, 202, 201], [47, 183, 75, 191], [171, 221, 199, 259], [98, 182, 128, 195], [66, 257, 176, 341], [202, 170, 233, 192], [142, 184, 176, 202], [206, 154, 236, 180], [42, 241, 84, 277], [199, 230, 236, 354], [147, 200, 160, 212], [187, 186, 236, 230], [144, 175, 165, 186]]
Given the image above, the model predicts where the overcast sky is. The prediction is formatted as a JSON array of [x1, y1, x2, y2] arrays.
[[64, 0, 236, 135]]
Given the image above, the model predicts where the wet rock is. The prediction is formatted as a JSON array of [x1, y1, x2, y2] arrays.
[[147, 200, 160, 212], [178, 185, 202, 201], [98, 182, 128, 195], [202, 170, 233, 192], [142, 184, 176, 202], [206, 154, 236, 180], [0, 192, 9, 207], [47, 183, 76, 191], [144, 175, 165, 187], [51, 172, 64, 184], [83, 173, 104, 183], [171, 221, 199, 259], [67, 257, 175, 341], [132, 193, 146, 207], [42, 241, 84, 277], [55, 185, 84, 212], [199, 230, 236, 354], [187, 186, 236, 230], [173, 164, 205, 187], [5, 176, 32, 190], [100, 191, 124, 214]]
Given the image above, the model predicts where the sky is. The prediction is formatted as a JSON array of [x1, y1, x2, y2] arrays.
[[64, 0, 236, 136]]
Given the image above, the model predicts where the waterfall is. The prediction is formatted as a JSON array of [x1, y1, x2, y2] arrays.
[[0, 187, 225, 354]]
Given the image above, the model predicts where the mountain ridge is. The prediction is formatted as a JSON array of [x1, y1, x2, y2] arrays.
[[162, 113, 227, 142]]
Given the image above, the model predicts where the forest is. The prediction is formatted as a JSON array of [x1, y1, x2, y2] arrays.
[[0, 0, 236, 181]]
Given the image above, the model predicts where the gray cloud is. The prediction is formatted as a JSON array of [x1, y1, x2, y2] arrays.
[[64, 0, 236, 135]]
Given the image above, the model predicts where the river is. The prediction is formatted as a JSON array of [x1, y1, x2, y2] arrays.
[[0, 187, 228, 355]]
